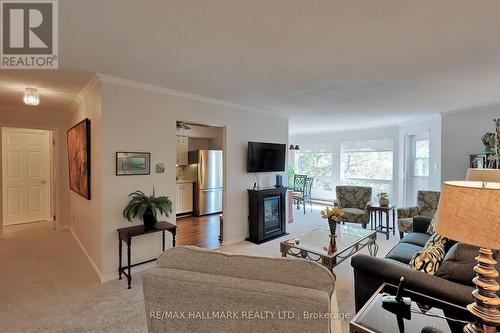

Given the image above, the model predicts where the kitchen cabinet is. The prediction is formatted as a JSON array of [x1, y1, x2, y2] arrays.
[[176, 136, 188, 165], [176, 182, 193, 214]]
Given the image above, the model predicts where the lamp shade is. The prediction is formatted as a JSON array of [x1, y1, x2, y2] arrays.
[[435, 181, 500, 250], [466, 168, 500, 182]]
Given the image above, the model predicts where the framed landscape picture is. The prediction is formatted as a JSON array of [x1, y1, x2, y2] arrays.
[[67, 118, 91, 200], [116, 152, 151, 175]]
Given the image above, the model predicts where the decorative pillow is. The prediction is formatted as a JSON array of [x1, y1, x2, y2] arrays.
[[426, 216, 436, 235], [436, 243, 500, 286], [409, 232, 448, 275]]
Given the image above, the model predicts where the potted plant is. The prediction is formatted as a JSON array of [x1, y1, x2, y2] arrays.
[[123, 189, 172, 230], [481, 132, 497, 154], [377, 192, 389, 206]]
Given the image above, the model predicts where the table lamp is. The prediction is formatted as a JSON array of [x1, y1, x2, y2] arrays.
[[434, 169, 500, 333]]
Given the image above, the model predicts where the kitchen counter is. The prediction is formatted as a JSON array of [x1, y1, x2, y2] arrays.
[[176, 179, 195, 184]]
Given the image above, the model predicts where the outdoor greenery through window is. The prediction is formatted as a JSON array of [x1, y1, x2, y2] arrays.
[[413, 140, 430, 177], [296, 152, 333, 191], [291, 143, 333, 199], [340, 139, 394, 200]]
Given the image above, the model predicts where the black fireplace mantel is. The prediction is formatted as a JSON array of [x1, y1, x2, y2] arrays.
[[247, 187, 288, 244]]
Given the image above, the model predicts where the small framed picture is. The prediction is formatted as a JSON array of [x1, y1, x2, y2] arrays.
[[116, 152, 151, 175]]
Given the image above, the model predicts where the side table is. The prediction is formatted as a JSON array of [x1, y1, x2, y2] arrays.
[[350, 283, 475, 333], [367, 204, 395, 240], [117, 221, 177, 289]]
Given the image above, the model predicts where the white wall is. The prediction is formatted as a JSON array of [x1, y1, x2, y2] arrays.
[[98, 76, 288, 278], [68, 78, 103, 276], [398, 115, 442, 205], [290, 126, 400, 204], [441, 105, 500, 181], [0, 106, 70, 237]]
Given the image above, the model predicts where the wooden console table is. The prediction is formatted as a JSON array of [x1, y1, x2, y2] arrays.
[[117, 221, 177, 289]]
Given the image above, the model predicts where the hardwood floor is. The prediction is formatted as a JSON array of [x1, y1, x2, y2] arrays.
[[176, 213, 221, 249]]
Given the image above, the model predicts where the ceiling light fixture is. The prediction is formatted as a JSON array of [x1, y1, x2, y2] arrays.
[[23, 88, 39, 106]]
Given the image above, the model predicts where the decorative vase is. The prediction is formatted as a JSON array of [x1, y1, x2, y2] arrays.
[[327, 218, 337, 236], [328, 235, 337, 255], [143, 208, 157, 231], [379, 198, 389, 206]]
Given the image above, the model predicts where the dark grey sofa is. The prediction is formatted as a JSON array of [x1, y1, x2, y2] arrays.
[[351, 216, 499, 312]]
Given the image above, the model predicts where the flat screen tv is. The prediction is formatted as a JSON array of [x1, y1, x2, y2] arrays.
[[247, 142, 286, 172]]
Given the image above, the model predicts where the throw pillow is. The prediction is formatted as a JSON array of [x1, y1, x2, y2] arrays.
[[436, 243, 500, 287], [426, 216, 436, 235], [409, 232, 448, 275]]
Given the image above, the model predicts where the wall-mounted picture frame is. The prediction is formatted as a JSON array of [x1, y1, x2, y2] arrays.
[[116, 152, 151, 175], [67, 118, 91, 200]]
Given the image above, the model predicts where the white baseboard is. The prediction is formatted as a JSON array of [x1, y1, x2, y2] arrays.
[[218, 236, 246, 247], [69, 227, 106, 282], [100, 272, 119, 283]]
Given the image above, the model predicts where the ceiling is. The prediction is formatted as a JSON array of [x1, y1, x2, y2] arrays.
[[0, 70, 94, 112], [4, 1, 500, 134]]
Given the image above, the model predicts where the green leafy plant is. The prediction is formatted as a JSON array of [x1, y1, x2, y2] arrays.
[[123, 189, 172, 222], [481, 132, 496, 151], [377, 192, 388, 200], [288, 166, 296, 187]]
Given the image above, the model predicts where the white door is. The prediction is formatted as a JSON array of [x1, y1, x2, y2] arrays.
[[404, 132, 430, 206], [2, 128, 51, 225]]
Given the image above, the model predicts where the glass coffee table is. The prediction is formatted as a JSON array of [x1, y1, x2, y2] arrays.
[[280, 225, 378, 273]]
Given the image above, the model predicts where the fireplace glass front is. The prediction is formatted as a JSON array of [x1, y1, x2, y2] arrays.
[[263, 196, 281, 234]]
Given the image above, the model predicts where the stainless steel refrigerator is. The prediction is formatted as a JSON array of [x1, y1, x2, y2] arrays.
[[189, 150, 223, 216]]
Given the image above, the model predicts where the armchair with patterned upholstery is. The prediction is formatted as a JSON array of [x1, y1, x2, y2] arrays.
[[334, 186, 373, 228], [397, 190, 441, 239]]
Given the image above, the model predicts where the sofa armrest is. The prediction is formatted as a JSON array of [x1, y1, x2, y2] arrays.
[[397, 206, 418, 219], [412, 216, 432, 233], [364, 201, 373, 212], [351, 254, 473, 312]]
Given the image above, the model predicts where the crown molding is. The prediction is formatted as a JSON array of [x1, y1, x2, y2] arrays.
[[70, 74, 100, 111], [439, 102, 500, 116], [397, 114, 441, 128], [96, 73, 284, 118]]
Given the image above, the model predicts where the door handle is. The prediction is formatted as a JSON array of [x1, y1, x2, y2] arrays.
[[41, 180, 47, 185]]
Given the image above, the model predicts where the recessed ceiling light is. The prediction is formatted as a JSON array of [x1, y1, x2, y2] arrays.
[[23, 87, 40, 106]]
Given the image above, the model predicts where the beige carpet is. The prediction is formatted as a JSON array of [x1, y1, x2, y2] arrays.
[[0, 208, 398, 332]]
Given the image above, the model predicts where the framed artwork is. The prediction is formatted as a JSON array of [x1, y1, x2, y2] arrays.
[[67, 118, 91, 200], [116, 152, 151, 175]]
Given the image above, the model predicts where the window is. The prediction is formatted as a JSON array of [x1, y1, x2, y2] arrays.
[[340, 139, 394, 200], [413, 140, 430, 177], [293, 143, 334, 200]]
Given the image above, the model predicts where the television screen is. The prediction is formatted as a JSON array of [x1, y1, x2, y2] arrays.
[[247, 142, 286, 172]]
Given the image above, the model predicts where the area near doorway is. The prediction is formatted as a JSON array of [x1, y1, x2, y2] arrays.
[[2, 127, 53, 226], [175, 121, 225, 249]]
